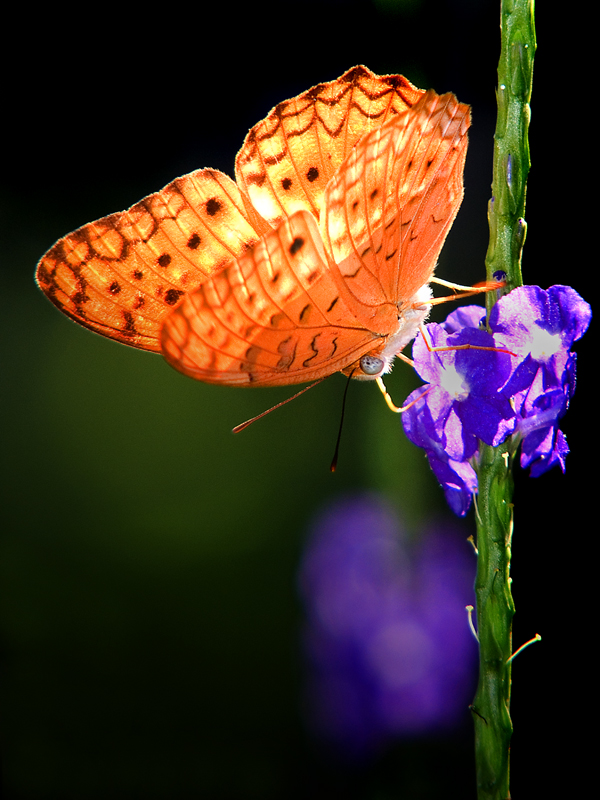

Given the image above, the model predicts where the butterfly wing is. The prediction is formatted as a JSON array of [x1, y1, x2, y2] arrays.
[[35, 69, 466, 386], [235, 65, 424, 229], [321, 90, 470, 331], [161, 210, 378, 386], [36, 169, 270, 352]]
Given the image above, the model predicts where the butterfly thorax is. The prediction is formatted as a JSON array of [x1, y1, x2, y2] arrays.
[[343, 284, 432, 381]]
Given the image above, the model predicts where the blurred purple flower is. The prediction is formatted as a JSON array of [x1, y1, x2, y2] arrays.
[[401, 286, 591, 513], [298, 495, 477, 760]]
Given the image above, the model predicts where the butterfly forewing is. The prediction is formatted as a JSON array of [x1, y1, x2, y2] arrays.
[[321, 90, 470, 332], [36, 169, 269, 351], [391, 92, 470, 303], [235, 65, 425, 230], [161, 210, 378, 386]]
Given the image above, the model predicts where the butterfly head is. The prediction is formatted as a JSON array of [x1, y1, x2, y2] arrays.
[[342, 345, 399, 381], [341, 351, 387, 381]]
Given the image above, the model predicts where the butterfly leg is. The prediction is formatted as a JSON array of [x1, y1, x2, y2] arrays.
[[424, 341, 511, 355], [376, 377, 431, 414], [418, 324, 516, 357], [427, 277, 505, 307]]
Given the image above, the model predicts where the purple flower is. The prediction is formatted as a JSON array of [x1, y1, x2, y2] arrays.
[[410, 312, 516, 448], [401, 285, 591, 513], [298, 495, 478, 760], [489, 285, 591, 475], [401, 385, 478, 516], [402, 306, 515, 515], [490, 285, 590, 378]]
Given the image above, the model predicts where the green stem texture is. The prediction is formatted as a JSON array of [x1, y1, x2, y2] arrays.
[[473, 2, 536, 799]]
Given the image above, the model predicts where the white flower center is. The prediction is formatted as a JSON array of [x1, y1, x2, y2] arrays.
[[528, 323, 562, 362], [440, 363, 470, 401]]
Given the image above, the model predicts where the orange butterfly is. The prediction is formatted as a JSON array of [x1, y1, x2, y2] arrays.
[[36, 66, 470, 388]]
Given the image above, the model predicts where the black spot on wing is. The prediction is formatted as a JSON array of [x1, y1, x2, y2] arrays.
[[122, 311, 136, 336], [164, 289, 185, 306], [289, 237, 304, 256], [206, 198, 222, 216], [299, 304, 311, 322], [302, 335, 320, 367]]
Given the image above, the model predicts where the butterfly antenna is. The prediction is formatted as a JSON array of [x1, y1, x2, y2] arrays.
[[232, 378, 326, 434], [330, 371, 355, 473]]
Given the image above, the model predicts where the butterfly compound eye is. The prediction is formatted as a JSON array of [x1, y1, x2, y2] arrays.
[[359, 355, 385, 376]]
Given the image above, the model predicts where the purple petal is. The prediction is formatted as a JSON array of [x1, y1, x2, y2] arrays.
[[426, 454, 478, 517], [442, 305, 486, 333], [521, 427, 569, 477], [490, 285, 591, 357]]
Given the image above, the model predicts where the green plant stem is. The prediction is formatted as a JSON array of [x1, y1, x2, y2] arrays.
[[473, 1, 536, 799], [472, 442, 515, 799]]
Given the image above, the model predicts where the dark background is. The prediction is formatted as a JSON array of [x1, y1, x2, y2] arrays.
[[1, 1, 592, 797]]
